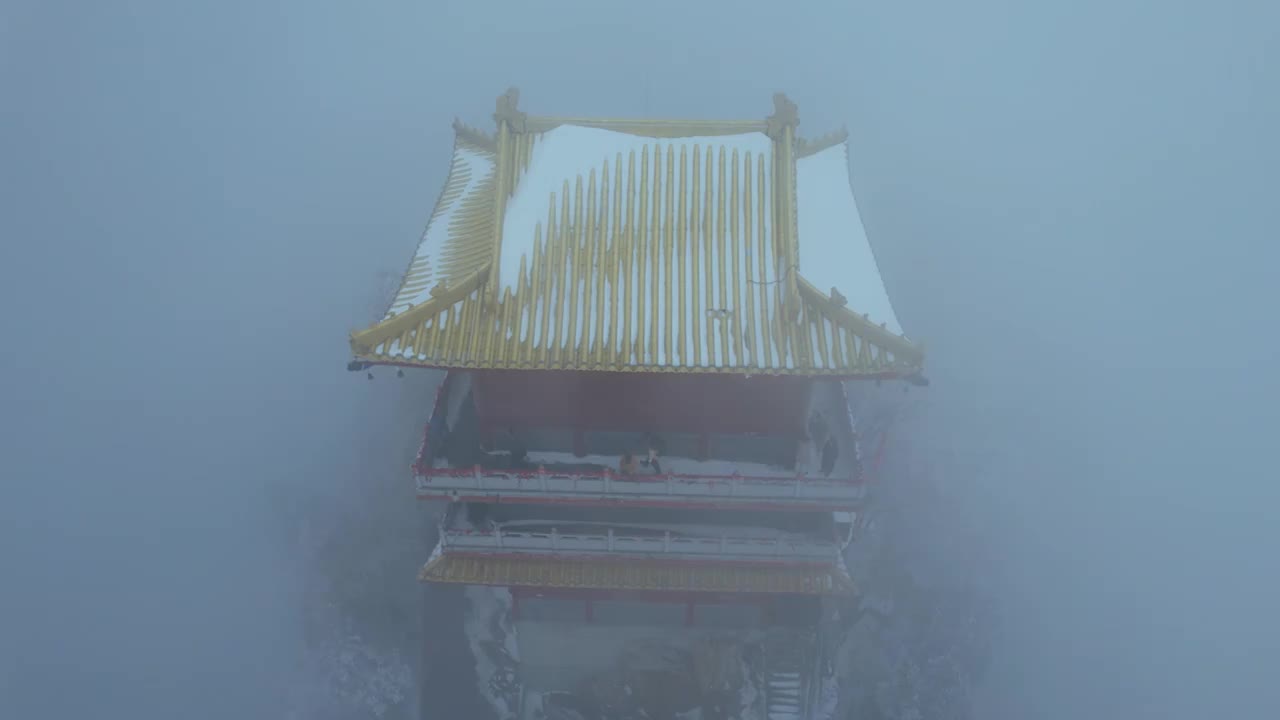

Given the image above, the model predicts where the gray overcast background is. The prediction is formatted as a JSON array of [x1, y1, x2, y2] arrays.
[[2, 1, 1276, 718]]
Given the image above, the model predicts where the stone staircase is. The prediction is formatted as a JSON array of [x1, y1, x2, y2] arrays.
[[763, 631, 813, 720], [766, 669, 804, 720]]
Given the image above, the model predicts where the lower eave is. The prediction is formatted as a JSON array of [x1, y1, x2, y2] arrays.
[[350, 355, 922, 381], [420, 553, 855, 596]]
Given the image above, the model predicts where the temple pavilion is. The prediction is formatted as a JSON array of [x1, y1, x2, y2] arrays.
[[348, 88, 924, 626]]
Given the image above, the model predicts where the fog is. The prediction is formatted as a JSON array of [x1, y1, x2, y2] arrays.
[[2, 0, 1276, 718]]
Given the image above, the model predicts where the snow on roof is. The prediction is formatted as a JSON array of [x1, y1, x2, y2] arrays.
[[385, 142, 495, 319], [796, 143, 903, 336], [498, 124, 781, 368], [502, 125, 775, 299], [352, 117, 923, 376]]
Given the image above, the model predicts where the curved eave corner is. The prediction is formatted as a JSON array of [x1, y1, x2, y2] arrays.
[[792, 128, 925, 380], [346, 268, 925, 377], [796, 278, 925, 373], [349, 263, 491, 362]]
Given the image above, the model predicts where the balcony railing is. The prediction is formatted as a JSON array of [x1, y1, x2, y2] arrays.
[[438, 524, 841, 563], [412, 372, 878, 510], [416, 465, 866, 507]]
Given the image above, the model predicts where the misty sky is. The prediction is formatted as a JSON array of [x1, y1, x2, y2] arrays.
[[2, 1, 1277, 718]]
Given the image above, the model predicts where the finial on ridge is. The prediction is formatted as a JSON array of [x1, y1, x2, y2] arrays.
[[766, 93, 799, 139], [494, 87, 526, 132]]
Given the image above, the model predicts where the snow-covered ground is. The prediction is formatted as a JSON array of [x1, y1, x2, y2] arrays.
[[812, 671, 839, 720], [500, 618, 800, 720], [463, 586, 522, 720]]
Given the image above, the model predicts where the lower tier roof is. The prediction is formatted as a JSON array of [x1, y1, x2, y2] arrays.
[[420, 553, 855, 596]]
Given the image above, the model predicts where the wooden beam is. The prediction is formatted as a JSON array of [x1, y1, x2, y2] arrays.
[[523, 116, 767, 138]]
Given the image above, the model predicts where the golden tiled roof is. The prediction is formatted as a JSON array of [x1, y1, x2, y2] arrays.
[[352, 90, 923, 377], [419, 553, 856, 596]]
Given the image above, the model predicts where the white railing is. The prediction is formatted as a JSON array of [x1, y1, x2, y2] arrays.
[[439, 526, 840, 563], [416, 466, 866, 506]]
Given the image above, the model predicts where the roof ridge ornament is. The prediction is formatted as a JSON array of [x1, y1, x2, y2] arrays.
[[452, 118, 496, 151], [765, 93, 799, 140], [493, 87, 527, 133], [796, 127, 849, 158]]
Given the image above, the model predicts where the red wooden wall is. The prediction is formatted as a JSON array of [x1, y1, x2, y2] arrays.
[[470, 370, 812, 437]]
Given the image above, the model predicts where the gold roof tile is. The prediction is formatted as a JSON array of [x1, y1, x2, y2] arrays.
[[351, 91, 924, 377]]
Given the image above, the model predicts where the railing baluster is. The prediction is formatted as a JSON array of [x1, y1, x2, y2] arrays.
[[439, 526, 843, 562], [424, 463, 866, 508]]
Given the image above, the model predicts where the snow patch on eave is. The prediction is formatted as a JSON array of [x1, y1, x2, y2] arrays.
[[796, 142, 903, 336], [386, 144, 495, 318]]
